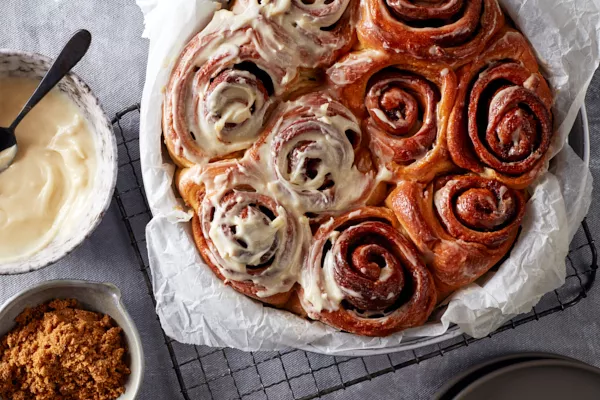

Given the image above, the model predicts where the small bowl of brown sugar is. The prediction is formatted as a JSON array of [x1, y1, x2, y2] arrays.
[[0, 280, 144, 400]]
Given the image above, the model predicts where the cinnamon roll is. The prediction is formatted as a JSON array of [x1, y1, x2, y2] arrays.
[[328, 50, 457, 182], [447, 29, 554, 189], [178, 161, 308, 306], [163, 11, 300, 167], [300, 207, 437, 336], [249, 92, 376, 213], [231, 0, 357, 67], [388, 174, 526, 297], [358, 0, 504, 67]]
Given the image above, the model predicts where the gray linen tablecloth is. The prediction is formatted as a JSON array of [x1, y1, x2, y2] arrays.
[[2, 1, 600, 399]]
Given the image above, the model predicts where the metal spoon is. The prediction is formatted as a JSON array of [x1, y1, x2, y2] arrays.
[[0, 29, 92, 173]]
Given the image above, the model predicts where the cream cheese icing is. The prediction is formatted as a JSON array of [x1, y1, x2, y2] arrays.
[[0, 78, 96, 263]]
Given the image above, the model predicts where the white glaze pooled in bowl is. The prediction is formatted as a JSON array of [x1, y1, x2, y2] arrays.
[[0, 78, 97, 263], [0, 50, 117, 274]]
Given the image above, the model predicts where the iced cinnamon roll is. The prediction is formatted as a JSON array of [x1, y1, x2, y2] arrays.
[[163, 11, 301, 167], [178, 161, 308, 306], [300, 207, 437, 336], [249, 92, 376, 213], [231, 0, 357, 67]]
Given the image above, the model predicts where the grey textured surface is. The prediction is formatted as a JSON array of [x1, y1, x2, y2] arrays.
[[2, 1, 600, 399], [0, 2, 179, 400]]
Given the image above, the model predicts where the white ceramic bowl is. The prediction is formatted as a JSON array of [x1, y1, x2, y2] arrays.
[[0, 280, 144, 400], [0, 49, 117, 274]]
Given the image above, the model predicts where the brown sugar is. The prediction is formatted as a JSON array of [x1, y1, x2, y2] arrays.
[[0, 298, 130, 400]]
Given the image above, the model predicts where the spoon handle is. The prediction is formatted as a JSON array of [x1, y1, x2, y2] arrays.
[[10, 29, 92, 130]]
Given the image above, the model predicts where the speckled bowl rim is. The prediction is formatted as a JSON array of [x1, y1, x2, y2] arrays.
[[0, 49, 118, 275], [0, 279, 144, 399]]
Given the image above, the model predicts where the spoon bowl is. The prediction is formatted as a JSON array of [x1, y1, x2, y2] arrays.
[[0, 138, 16, 173]]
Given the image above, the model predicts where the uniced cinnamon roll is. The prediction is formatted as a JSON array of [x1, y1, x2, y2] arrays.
[[447, 28, 554, 189], [388, 174, 526, 297], [357, 0, 504, 67], [328, 50, 457, 182]]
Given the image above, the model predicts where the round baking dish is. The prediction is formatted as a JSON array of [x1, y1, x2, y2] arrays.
[[0, 49, 117, 274], [0, 280, 144, 400], [138, 2, 593, 353]]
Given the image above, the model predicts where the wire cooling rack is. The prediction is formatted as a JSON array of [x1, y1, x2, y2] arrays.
[[112, 104, 597, 400]]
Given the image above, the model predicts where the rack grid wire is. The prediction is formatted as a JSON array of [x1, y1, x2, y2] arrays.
[[112, 104, 598, 400]]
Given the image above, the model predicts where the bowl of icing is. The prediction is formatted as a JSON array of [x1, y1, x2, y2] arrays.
[[0, 49, 117, 274]]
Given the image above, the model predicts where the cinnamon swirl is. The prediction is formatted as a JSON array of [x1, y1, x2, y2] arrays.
[[232, 0, 357, 67], [178, 161, 308, 306], [163, 10, 301, 167], [358, 0, 504, 67], [328, 50, 457, 181], [388, 174, 526, 297], [447, 28, 554, 189], [300, 207, 437, 336], [249, 92, 376, 213]]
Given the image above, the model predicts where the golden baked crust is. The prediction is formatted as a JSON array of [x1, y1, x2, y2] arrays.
[[327, 50, 458, 182], [357, 0, 504, 67], [0, 299, 130, 400], [165, 0, 554, 336], [299, 207, 437, 336], [447, 27, 554, 189], [387, 175, 526, 299]]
